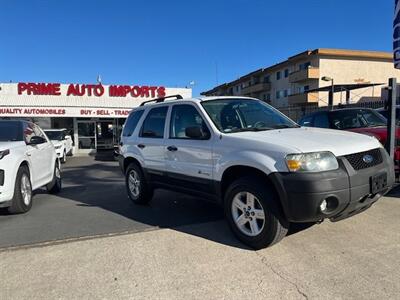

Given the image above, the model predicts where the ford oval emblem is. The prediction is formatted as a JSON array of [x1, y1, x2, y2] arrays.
[[363, 154, 374, 164]]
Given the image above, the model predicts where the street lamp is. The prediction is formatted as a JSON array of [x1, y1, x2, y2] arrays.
[[322, 76, 334, 109]]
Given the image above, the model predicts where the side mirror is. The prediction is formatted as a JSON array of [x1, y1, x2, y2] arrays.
[[185, 126, 210, 140], [28, 136, 47, 145]]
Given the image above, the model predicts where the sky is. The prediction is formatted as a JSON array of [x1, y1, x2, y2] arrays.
[[0, 0, 395, 96]]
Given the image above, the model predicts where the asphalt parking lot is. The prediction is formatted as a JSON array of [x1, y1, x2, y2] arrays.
[[0, 155, 224, 249], [1, 156, 400, 298]]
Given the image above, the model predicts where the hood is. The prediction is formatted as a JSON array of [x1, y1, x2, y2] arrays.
[[346, 126, 400, 142], [228, 127, 381, 156], [50, 140, 63, 147], [0, 141, 26, 151]]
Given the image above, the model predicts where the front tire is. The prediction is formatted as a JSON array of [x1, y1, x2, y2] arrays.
[[8, 166, 32, 214], [125, 163, 153, 204], [47, 162, 62, 194], [61, 151, 67, 163], [224, 177, 288, 249]]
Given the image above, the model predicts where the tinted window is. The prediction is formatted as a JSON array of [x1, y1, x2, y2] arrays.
[[140, 107, 168, 138], [170, 105, 210, 139], [330, 109, 386, 130], [123, 110, 144, 137], [313, 113, 330, 128], [0, 122, 23, 141]]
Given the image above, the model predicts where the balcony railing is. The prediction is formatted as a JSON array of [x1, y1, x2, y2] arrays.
[[289, 67, 320, 83], [288, 92, 319, 105], [241, 82, 271, 94]]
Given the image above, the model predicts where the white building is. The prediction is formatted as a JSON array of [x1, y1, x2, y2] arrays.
[[0, 82, 191, 154]]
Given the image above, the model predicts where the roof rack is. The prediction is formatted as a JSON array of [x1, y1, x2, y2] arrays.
[[140, 94, 183, 106]]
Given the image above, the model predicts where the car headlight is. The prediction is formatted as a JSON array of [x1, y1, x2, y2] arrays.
[[286, 151, 338, 172], [54, 145, 62, 149]]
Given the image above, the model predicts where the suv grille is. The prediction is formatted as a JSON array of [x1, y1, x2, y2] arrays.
[[344, 148, 383, 170]]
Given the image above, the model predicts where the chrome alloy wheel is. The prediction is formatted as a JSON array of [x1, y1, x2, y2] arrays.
[[231, 191, 266, 237], [21, 174, 32, 206], [128, 170, 141, 198]]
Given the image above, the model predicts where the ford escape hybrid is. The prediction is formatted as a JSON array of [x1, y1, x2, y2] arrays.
[[119, 96, 394, 249]]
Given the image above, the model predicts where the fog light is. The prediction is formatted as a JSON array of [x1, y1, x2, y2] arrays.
[[320, 199, 327, 212]]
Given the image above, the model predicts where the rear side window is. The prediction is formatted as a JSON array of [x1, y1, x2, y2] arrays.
[[140, 106, 168, 138], [123, 110, 144, 137], [313, 113, 330, 128]]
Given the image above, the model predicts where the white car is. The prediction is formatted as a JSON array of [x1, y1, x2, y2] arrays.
[[0, 120, 62, 214], [44, 129, 73, 163], [118, 96, 395, 249]]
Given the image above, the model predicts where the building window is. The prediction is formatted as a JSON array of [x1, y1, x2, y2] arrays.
[[263, 75, 270, 83], [228, 88, 233, 95], [236, 86, 239, 92], [283, 90, 288, 98], [266, 93, 271, 101], [276, 91, 280, 99], [284, 69, 289, 78], [300, 62, 311, 70], [276, 71, 281, 80], [303, 85, 309, 92]]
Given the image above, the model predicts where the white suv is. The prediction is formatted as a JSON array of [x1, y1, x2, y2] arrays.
[[44, 129, 73, 163], [119, 96, 394, 249], [0, 120, 62, 214]]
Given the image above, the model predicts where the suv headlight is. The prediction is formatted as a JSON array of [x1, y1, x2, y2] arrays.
[[54, 145, 62, 149], [286, 151, 338, 172]]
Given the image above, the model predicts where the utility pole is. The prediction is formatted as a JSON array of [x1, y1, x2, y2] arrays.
[[385, 78, 397, 158]]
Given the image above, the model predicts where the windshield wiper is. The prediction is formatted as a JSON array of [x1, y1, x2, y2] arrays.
[[225, 127, 272, 133], [271, 124, 300, 129]]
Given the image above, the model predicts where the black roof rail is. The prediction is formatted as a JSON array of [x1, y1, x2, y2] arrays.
[[140, 94, 183, 106]]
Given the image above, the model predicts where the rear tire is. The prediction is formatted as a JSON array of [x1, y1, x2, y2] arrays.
[[47, 162, 62, 194], [8, 166, 32, 214], [224, 177, 288, 249], [125, 163, 153, 204]]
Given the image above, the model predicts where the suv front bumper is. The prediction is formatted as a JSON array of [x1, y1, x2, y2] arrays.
[[269, 148, 395, 223]]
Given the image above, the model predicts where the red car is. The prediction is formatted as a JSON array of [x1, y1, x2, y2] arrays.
[[299, 108, 400, 171]]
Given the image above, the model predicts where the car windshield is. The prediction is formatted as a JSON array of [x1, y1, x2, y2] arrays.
[[201, 99, 298, 133], [44, 131, 64, 141], [330, 109, 387, 130], [0, 122, 23, 141]]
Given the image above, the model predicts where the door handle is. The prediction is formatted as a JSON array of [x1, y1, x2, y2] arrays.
[[167, 145, 178, 152], [137, 144, 146, 149]]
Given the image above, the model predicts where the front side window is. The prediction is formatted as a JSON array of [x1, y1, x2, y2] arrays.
[[170, 105, 210, 139], [140, 106, 168, 138], [201, 99, 298, 133], [330, 109, 386, 130], [23, 123, 36, 144], [123, 110, 144, 137]]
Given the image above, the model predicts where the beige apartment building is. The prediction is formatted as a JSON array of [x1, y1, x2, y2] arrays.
[[201, 48, 400, 108]]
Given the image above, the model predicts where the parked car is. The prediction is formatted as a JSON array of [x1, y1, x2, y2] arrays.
[[44, 128, 73, 163], [376, 106, 400, 125], [118, 96, 394, 249], [298, 108, 400, 171], [0, 120, 62, 214]]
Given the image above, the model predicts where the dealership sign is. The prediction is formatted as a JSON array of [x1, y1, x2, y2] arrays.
[[17, 82, 166, 98], [0, 106, 131, 118]]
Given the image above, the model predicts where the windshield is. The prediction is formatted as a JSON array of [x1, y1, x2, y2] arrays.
[[44, 131, 64, 141], [201, 99, 298, 133], [0, 122, 23, 142], [330, 109, 387, 130]]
